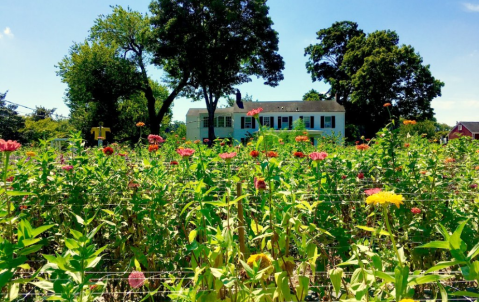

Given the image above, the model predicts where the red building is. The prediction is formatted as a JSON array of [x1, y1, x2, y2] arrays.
[[448, 122, 479, 140]]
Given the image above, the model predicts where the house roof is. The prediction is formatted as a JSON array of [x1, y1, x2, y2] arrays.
[[459, 122, 479, 133], [186, 101, 345, 116]]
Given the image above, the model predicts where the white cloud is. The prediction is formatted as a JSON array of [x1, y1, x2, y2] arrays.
[[0, 27, 14, 39], [463, 2, 479, 12]]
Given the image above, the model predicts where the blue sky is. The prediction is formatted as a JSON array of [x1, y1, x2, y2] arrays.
[[1, 0, 479, 126]]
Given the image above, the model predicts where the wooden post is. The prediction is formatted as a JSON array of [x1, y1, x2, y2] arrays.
[[237, 182, 246, 259]]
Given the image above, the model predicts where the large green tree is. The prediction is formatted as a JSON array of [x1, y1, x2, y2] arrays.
[[149, 0, 285, 142], [305, 22, 444, 137], [90, 6, 185, 135], [57, 41, 142, 141], [0, 91, 25, 141]]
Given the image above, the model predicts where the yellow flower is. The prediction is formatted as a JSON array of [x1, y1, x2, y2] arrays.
[[26, 151, 36, 157], [366, 191, 404, 208], [247, 253, 273, 276], [399, 299, 418, 302]]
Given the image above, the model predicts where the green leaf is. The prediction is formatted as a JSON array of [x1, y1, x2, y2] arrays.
[[449, 291, 479, 298], [6, 191, 35, 196], [101, 209, 115, 216], [18, 244, 43, 256], [188, 230, 197, 243], [0, 270, 14, 288], [256, 135, 264, 151], [30, 280, 54, 292], [355, 225, 390, 236], [374, 271, 395, 283], [31, 224, 54, 238], [329, 268, 343, 297], [450, 220, 469, 250], [395, 265, 409, 302], [417, 241, 450, 250], [9, 283, 19, 301], [297, 276, 309, 301], [408, 274, 451, 285], [426, 260, 466, 273], [438, 282, 448, 302], [467, 241, 479, 261], [180, 200, 196, 216]]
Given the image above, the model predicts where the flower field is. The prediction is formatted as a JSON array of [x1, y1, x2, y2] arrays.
[[1, 119, 479, 301]]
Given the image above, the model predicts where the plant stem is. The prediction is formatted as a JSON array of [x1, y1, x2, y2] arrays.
[[382, 206, 403, 267]]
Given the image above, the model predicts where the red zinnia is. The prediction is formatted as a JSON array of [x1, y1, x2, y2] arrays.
[[103, 146, 114, 156], [266, 151, 278, 158], [170, 160, 179, 165], [356, 144, 369, 151], [6, 176, 14, 182], [0, 139, 21, 152], [254, 177, 267, 191], [250, 150, 260, 158], [293, 151, 305, 158], [128, 271, 146, 288], [357, 173, 364, 179]]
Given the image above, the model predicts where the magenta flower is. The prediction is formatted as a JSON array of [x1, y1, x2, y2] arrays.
[[254, 177, 267, 191], [176, 148, 195, 158], [219, 152, 237, 162], [128, 271, 146, 288], [0, 139, 21, 152], [62, 165, 74, 171], [471, 184, 478, 189], [364, 188, 382, 196], [148, 134, 165, 144], [246, 107, 263, 118], [309, 152, 328, 161]]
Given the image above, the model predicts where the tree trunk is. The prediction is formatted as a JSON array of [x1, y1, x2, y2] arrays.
[[204, 89, 219, 146], [144, 85, 159, 134]]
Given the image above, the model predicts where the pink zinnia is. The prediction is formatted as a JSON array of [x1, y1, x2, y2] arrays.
[[411, 207, 421, 214], [246, 107, 263, 118], [364, 188, 382, 196], [176, 148, 195, 158], [309, 152, 328, 161], [62, 165, 74, 171], [148, 134, 165, 144], [0, 139, 21, 152], [219, 152, 237, 162], [128, 271, 146, 288]]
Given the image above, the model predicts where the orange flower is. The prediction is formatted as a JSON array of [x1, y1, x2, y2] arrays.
[[404, 143, 410, 148], [136, 122, 145, 127], [444, 158, 455, 163], [383, 103, 391, 107], [250, 150, 260, 158], [475, 166, 479, 170], [266, 151, 278, 158], [403, 120, 417, 125], [148, 145, 159, 152], [356, 144, 369, 151], [420, 171, 427, 175], [295, 136, 309, 142]]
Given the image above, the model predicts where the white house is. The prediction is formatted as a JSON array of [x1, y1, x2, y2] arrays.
[[186, 101, 345, 144]]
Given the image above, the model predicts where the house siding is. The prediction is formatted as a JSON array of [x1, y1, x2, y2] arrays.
[[448, 124, 473, 140]]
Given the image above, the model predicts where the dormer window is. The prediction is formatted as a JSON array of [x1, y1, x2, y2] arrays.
[[458, 125, 462, 131]]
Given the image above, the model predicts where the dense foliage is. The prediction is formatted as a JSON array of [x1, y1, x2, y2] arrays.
[[305, 21, 444, 137], [0, 108, 478, 301]]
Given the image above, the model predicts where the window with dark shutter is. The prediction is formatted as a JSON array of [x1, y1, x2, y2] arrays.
[[278, 116, 281, 129], [241, 117, 245, 129], [311, 116, 315, 128], [252, 118, 256, 129], [321, 116, 325, 128], [270, 117, 274, 128], [289, 116, 292, 129], [332, 116, 336, 128], [259, 117, 263, 126]]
